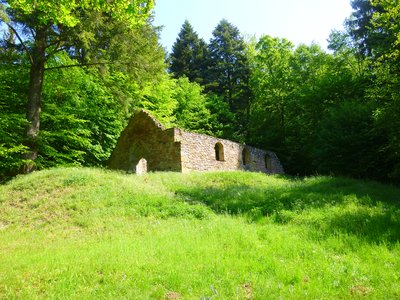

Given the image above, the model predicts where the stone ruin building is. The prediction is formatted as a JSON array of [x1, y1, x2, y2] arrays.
[[108, 110, 284, 175]]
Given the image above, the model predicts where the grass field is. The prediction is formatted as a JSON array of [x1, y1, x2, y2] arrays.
[[0, 168, 399, 299]]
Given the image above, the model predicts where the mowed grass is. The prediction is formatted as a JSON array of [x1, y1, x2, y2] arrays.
[[0, 168, 399, 299]]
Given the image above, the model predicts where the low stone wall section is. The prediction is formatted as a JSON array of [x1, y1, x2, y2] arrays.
[[174, 129, 283, 174]]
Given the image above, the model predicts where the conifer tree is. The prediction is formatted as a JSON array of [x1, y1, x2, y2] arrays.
[[169, 20, 208, 84], [206, 19, 251, 140]]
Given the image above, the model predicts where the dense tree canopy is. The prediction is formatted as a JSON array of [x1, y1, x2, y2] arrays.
[[1, 0, 399, 184], [206, 19, 251, 140], [206, 19, 250, 100], [0, 0, 154, 173]]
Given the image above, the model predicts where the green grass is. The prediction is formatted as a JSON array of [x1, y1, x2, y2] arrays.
[[0, 168, 399, 299]]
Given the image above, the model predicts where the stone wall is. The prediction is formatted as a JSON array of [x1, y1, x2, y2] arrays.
[[108, 110, 284, 175], [108, 110, 181, 172], [175, 129, 284, 174]]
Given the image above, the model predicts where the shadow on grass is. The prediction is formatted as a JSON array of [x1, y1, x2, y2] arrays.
[[318, 207, 400, 244], [175, 175, 400, 244]]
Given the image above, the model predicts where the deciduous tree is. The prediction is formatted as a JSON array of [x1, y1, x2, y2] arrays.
[[0, 0, 154, 173]]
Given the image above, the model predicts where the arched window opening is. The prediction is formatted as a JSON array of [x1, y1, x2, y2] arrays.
[[242, 148, 251, 165], [215, 142, 224, 161], [265, 153, 272, 170]]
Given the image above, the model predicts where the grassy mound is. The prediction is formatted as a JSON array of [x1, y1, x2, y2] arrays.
[[0, 168, 399, 299]]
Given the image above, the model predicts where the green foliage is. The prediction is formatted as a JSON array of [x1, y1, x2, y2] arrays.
[[249, 35, 294, 144], [249, 37, 362, 175], [2, 0, 154, 28], [371, 0, 400, 58], [139, 73, 178, 127], [206, 19, 252, 140], [164, 10, 400, 184], [0, 46, 166, 181], [338, 0, 400, 183], [346, 0, 386, 58], [173, 77, 212, 134], [169, 20, 209, 84], [315, 101, 388, 179], [205, 94, 237, 138], [68, 13, 166, 85], [168, 19, 252, 141], [207, 19, 250, 99], [367, 62, 400, 181], [0, 0, 155, 173], [1, 168, 400, 298], [1, 0, 399, 186], [137, 75, 230, 139], [39, 54, 126, 168], [0, 0, 166, 178], [0, 62, 28, 181], [242, 2, 397, 182], [139, 75, 217, 135]]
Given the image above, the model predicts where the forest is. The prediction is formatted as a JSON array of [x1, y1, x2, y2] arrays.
[[0, 0, 399, 184]]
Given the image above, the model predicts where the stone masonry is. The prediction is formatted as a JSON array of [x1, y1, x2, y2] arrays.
[[108, 110, 284, 174]]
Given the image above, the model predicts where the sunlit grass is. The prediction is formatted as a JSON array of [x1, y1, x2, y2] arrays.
[[0, 168, 399, 299]]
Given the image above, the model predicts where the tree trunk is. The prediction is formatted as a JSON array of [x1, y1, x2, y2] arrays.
[[22, 27, 47, 173]]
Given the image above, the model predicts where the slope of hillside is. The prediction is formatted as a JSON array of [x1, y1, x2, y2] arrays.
[[0, 168, 399, 299]]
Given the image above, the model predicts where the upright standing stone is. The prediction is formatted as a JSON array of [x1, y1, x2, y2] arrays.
[[135, 158, 147, 175]]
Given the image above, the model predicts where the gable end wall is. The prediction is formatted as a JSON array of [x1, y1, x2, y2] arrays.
[[108, 111, 181, 172]]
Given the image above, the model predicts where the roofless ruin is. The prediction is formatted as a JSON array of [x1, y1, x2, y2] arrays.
[[108, 110, 284, 174]]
